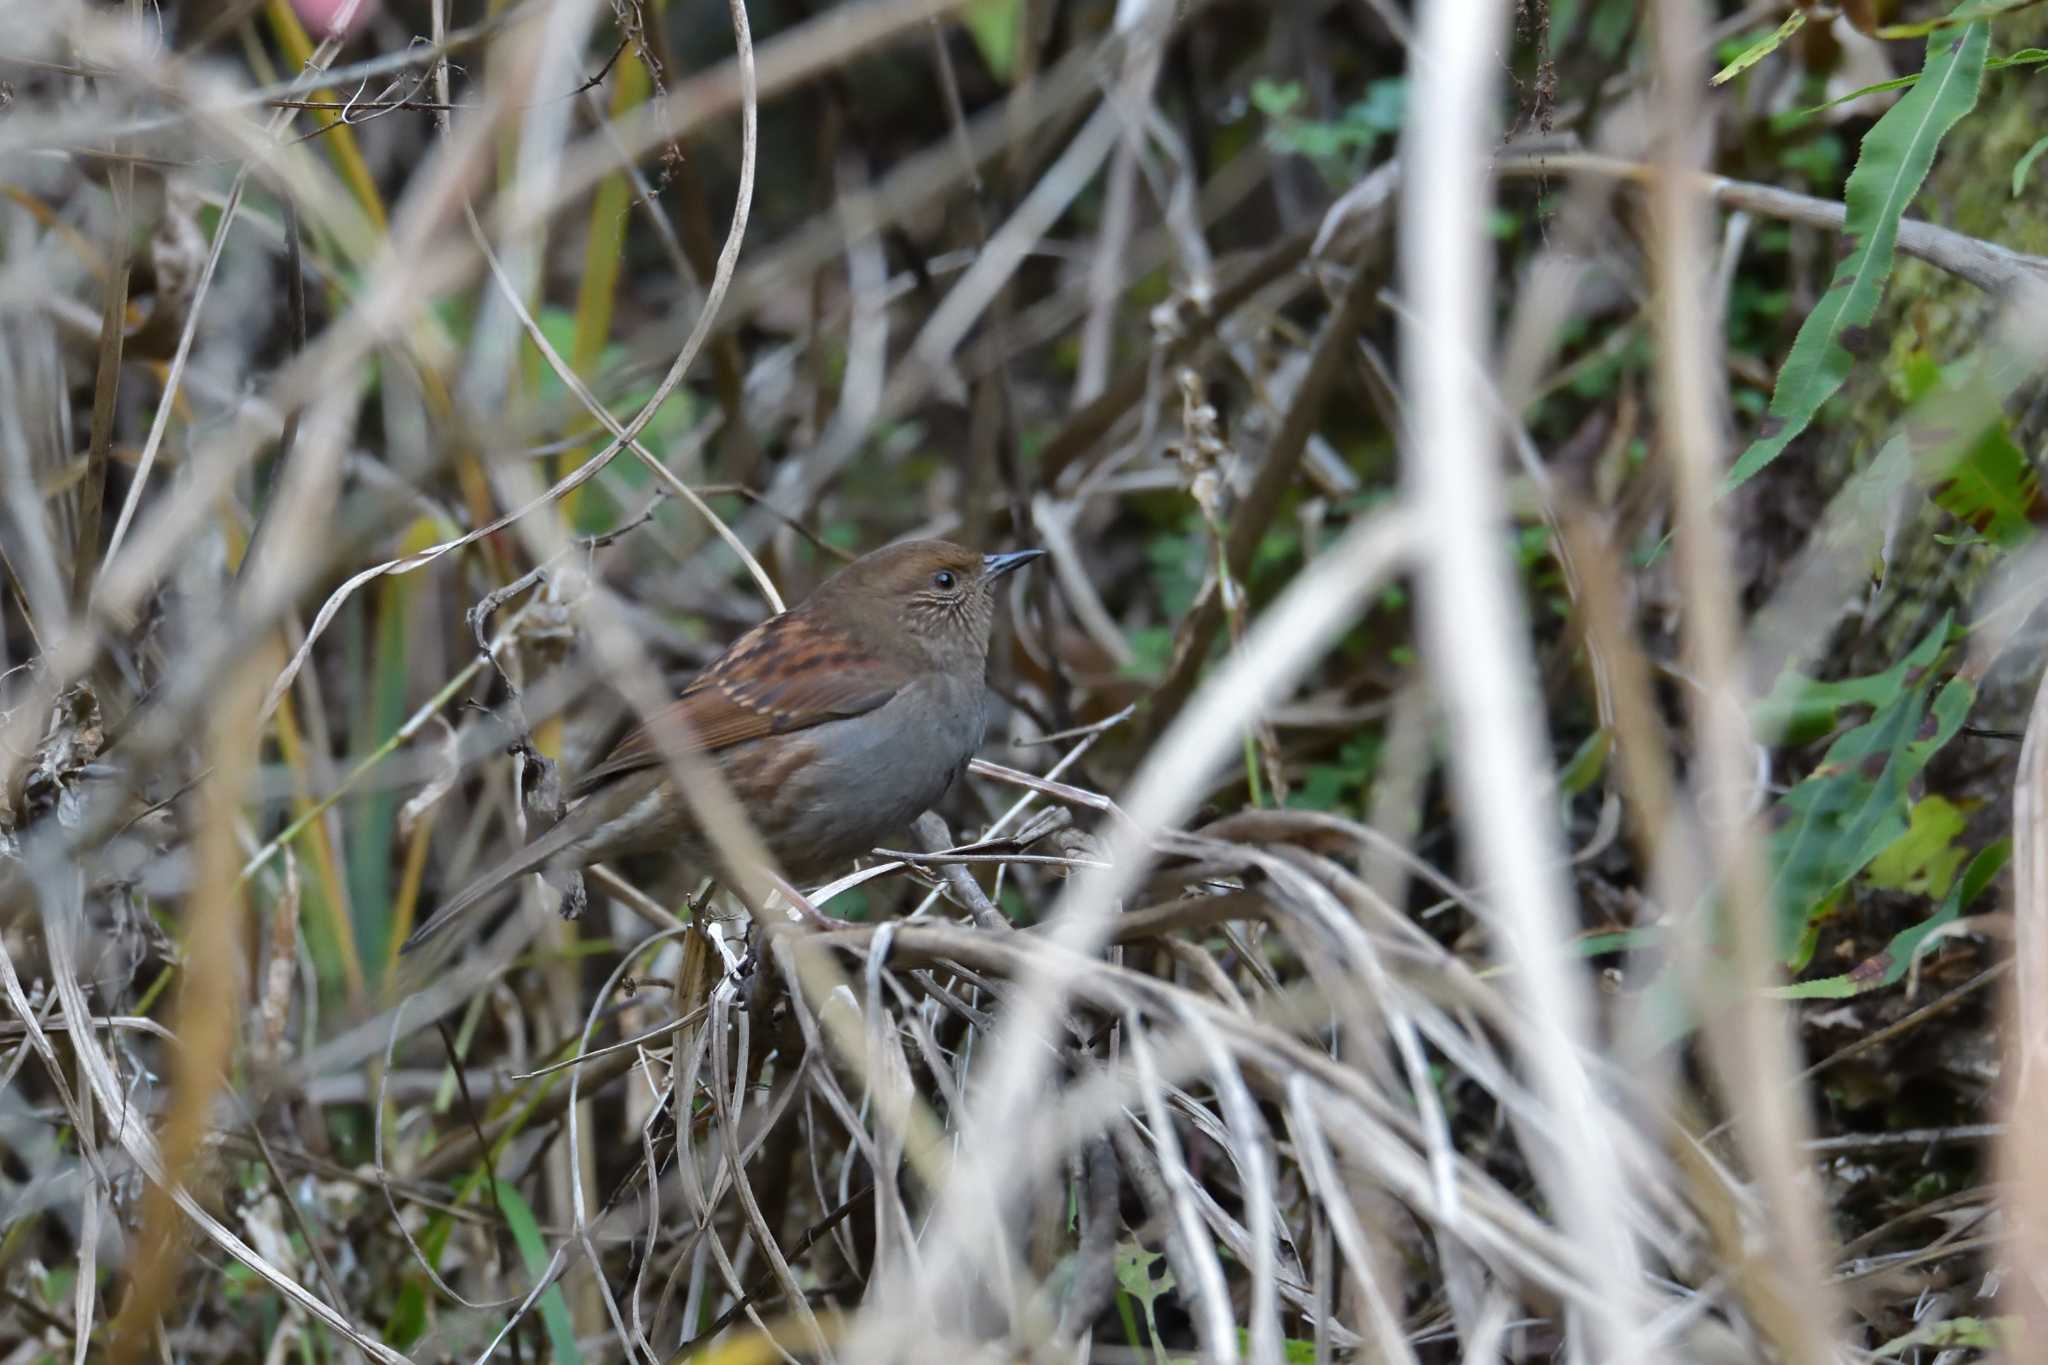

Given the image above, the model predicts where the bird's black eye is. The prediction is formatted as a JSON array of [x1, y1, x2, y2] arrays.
[[932, 570, 958, 591]]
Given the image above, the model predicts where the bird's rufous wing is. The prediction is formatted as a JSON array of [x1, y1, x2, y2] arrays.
[[571, 612, 904, 796]]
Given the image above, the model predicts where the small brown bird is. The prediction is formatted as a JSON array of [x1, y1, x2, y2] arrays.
[[403, 540, 1043, 951]]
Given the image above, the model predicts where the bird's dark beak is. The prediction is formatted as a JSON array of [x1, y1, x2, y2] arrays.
[[983, 548, 1046, 580]]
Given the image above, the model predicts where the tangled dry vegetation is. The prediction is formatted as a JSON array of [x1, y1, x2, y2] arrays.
[[7, 0, 2048, 1361]]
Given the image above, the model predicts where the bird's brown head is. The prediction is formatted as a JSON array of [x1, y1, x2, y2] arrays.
[[809, 539, 1043, 675]]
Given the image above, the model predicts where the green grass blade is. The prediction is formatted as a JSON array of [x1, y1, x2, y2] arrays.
[[2015, 128, 2048, 194], [1724, 19, 1989, 492], [1779, 47, 2046, 125], [492, 1180, 583, 1364]]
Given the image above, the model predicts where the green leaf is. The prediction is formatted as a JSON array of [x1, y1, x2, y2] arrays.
[[1352, 78, 1408, 133], [387, 1280, 428, 1348], [1146, 521, 1206, 620], [1710, 10, 1807, 86], [2016, 129, 2048, 194], [1778, 73, 1926, 125], [1565, 925, 1667, 958], [1782, 45, 2048, 124], [1772, 839, 2007, 999], [1115, 1245, 1178, 1365], [1236, 1330, 1318, 1363], [1115, 1290, 1146, 1353], [492, 1180, 583, 1365], [1288, 733, 1380, 814], [1763, 618, 1974, 964], [1864, 795, 1970, 896], [1115, 1245, 1176, 1311], [1725, 18, 1990, 492], [960, 0, 1022, 81], [1932, 417, 2038, 547], [1877, 0, 2045, 37], [958, 0, 1024, 80], [1250, 78, 1303, 118], [1254, 78, 1406, 182], [1124, 626, 1175, 682], [1956, 835, 2009, 907], [1752, 616, 1951, 743], [1874, 1314, 2015, 1356], [1558, 729, 1611, 798]]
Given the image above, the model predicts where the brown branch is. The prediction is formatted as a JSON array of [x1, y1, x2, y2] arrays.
[[910, 812, 1012, 931], [1497, 147, 2048, 300]]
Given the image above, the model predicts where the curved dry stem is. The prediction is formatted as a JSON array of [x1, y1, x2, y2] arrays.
[[1397, 0, 1653, 1358], [1647, 3, 1843, 1360]]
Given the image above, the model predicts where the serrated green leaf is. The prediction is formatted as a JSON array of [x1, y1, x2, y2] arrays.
[[1725, 19, 1990, 492], [1925, 674, 1978, 752], [1772, 839, 2007, 999], [1764, 619, 1973, 964], [1752, 614, 1950, 742]]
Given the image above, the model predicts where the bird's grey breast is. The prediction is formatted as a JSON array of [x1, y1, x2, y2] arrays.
[[776, 672, 987, 858]]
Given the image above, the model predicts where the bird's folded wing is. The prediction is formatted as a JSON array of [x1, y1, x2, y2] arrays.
[[572, 615, 904, 795]]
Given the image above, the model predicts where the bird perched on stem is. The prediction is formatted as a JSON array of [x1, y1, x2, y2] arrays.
[[403, 540, 1043, 952]]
